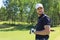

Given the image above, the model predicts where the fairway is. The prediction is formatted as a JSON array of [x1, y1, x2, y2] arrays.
[[0, 31, 35, 40], [0, 27, 60, 40]]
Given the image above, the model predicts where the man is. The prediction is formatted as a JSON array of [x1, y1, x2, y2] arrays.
[[35, 3, 51, 40]]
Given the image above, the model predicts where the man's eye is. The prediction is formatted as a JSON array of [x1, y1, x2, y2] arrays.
[[37, 8, 42, 10]]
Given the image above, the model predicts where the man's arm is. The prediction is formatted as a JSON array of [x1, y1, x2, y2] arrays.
[[35, 25, 50, 35]]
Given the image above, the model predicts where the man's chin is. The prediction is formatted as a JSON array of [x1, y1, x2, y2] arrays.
[[39, 13, 43, 15]]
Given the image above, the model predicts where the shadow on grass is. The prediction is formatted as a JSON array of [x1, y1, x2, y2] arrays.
[[0, 23, 34, 31], [0, 23, 59, 31]]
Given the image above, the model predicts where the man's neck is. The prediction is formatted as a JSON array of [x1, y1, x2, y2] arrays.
[[38, 13, 44, 17]]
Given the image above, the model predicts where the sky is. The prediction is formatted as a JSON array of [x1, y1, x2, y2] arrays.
[[0, 0, 4, 8]]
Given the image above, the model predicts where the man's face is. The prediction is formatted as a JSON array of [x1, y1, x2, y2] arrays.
[[36, 7, 44, 15]]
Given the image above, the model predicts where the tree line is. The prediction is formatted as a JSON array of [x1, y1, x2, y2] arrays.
[[0, 0, 60, 27]]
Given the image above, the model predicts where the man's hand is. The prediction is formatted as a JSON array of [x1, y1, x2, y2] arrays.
[[30, 28, 36, 34], [35, 25, 50, 35]]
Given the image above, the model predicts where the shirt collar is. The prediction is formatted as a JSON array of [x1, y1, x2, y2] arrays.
[[38, 14, 44, 18]]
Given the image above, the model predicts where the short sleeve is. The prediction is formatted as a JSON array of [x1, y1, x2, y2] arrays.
[[43, 16, 51, 25]]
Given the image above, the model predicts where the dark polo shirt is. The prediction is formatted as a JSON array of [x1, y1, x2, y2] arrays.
[[36, 14, 51, 39]]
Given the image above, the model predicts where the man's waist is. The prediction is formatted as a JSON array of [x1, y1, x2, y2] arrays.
[[36, 35, 49, 38]]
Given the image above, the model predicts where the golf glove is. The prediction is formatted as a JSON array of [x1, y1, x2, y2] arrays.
[[30, 28, 36, 34]]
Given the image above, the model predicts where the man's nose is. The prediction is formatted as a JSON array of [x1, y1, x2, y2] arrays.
[[39, 10, 42, 12]]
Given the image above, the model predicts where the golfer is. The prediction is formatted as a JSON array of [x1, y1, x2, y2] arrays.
[[35, 3, 51, 40]]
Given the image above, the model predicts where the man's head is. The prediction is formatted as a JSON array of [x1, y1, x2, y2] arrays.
[[35, 3, 44, 16]]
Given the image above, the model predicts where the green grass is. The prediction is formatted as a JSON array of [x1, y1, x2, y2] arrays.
[[0, 21, 31, 25], [0, 27, 60, 40], [49, 27, 60, 40], [0, 31, 35, 40], [0, 21, 60, 40]]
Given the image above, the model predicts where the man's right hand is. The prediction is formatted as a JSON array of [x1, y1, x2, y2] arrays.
[[30, 28, 36, 34]]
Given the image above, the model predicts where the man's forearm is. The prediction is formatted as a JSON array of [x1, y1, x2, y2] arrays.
[[35, 30, 50, 35]]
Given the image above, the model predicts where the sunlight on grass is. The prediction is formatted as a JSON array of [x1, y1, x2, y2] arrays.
[[49, 27, 60, 40], [0, 21, 31, 25], [0, 31, 35, 40], [0, 27, 14, 30]]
